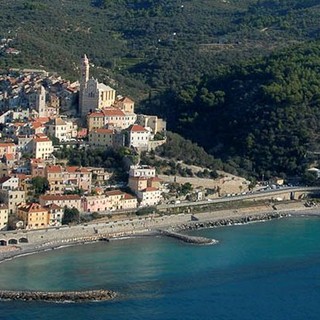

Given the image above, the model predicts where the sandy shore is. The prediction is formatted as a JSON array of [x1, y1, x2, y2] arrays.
[[0, 206, 319, 264]]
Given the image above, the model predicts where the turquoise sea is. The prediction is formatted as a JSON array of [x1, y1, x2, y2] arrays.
[[0, 216, 320, 320]]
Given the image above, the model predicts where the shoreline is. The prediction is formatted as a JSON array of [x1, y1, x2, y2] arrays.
[[0, 206, 319, 302], [1, 207, 319, 264]]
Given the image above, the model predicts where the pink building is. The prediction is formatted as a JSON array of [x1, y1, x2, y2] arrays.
[[82, 195, 111, 212], [65, 166, 92, 192], [82, 191, 138, 213]]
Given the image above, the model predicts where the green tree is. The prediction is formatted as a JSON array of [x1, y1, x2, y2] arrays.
[[31, 177, 49, 196], [62, 207, 80, 224]]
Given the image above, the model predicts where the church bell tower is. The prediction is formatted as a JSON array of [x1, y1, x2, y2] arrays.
[[79, 54, 90, 116]]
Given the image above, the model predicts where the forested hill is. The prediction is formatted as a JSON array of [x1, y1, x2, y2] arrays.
[[2, 0, 320, 177], [1, 0, 320, 98], [143, 42, 320, 178]]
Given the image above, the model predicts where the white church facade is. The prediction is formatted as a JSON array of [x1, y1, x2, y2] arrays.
[[79, 55, 116, 118]]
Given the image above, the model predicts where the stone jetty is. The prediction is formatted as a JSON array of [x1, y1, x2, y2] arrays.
[[176, 212, 287, 232], [0, 289, 117, 302], [157, 229, 217, 245]]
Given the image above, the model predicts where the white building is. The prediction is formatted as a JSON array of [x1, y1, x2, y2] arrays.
[[137, 187, 161, 207], [0, 176, 20, 190], [45, 117, 77, 141], [126, 124, 150, 150], [129, 165, 156, 178], [32, 135, 53, 159], [0, 204, 8, 230]]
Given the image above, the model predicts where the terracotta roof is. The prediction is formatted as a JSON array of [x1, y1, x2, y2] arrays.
[[143, 187, 159, 192], [46, 165, 62, 173], [118, 96, 134, 103], [93, 187, 104, 195], [31, 122, 44, 129], [4, 153, 15, 160], [30, 158, 45, 164], [40, 194, 81, 201], [37, 117, 50, 124], [103, 108, 125, 117], [34, 137, 51, 142], [88, 111, 104, 118], [12, 122, 25, 127], [123, 193, 136, 200], [105, 190, 124, 197], [128, 124, 147, 132], [66, 166, 89, 173], [13, 173, 30, 180], [18, 203, 47, 213], [93, 128, 113, 134], [0, 143, 16, 147]]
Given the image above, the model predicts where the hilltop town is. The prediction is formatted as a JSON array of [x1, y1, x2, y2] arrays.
[[0, 55, 167, 232]]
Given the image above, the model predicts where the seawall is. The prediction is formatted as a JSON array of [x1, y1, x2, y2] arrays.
[[174, 212, 288, 231]]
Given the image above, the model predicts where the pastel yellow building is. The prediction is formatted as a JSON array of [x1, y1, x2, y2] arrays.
[[88, 128, 114, 148], [114, 96, 135, 113], [17, 203, 49, 230]]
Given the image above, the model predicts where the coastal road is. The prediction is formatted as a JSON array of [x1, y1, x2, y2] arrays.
[[157, 186, 320, 210]]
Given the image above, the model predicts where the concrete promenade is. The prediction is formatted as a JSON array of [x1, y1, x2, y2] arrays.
[[0, 204, 319, 263]]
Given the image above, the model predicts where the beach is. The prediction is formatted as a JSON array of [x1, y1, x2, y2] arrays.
[[1, 203, 318, 264]]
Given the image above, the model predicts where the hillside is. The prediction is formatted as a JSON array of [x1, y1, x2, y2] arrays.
[[2, 0, 320, 177], [143, 42, 320, 178], [1, 0, 320, 96]]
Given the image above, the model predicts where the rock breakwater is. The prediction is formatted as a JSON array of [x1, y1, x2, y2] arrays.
[[157, 229, 217, 245], [176, 212, 287, 231], [0, 289, 117, 302]]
